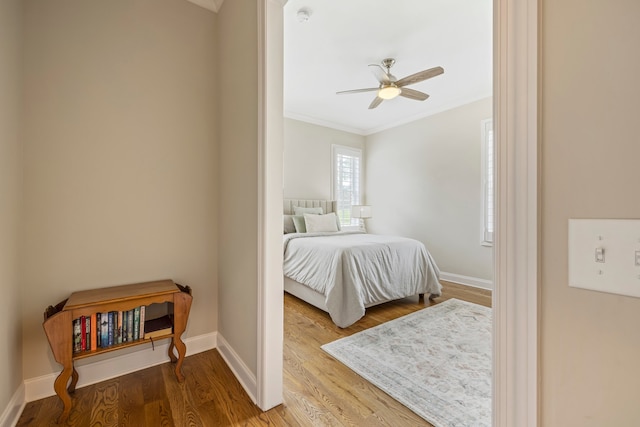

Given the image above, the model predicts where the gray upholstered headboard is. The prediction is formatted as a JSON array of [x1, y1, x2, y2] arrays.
[[283, 199, 337, 215]]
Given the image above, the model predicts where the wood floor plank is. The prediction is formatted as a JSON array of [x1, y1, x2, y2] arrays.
[[88, 380, 119, 426], [14, 395, 39, 427], [161, 361, 203, 427], [65, 382, 98, 426], [144, 399, 174, 427], [118, 369, 145, 426], [18, 281, 490, 426]]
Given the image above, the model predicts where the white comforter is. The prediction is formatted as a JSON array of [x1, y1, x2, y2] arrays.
[[283, 231, 441, 327]]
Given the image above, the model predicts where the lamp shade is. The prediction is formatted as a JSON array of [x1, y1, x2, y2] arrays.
[[351, 205, 372, 219]]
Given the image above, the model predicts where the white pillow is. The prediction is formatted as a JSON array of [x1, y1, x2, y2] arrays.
[[304, 213, 339, 233]]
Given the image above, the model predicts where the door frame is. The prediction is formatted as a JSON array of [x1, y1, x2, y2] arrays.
[[257, 0, 539, 425]]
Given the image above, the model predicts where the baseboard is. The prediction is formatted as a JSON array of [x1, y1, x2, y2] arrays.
[[216, 333, 257, 404], [440, 271, 493, 290], [0, 383, 25, 427], [23, 332, 217, 403]]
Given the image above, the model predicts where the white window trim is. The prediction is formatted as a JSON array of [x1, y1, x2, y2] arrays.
[[330, 144, 363, 230], [481, 118, 494, 246]]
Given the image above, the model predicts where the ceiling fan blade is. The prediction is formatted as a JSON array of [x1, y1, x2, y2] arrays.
[[396, 66, 444, 87], [336, 87, 379, 95], [368, 64, 391, 84], [368, 96, 384, 109], [400, 87, 430, 101]]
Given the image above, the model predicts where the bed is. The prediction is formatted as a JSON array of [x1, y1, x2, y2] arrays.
[[283, 199, 442, 327]]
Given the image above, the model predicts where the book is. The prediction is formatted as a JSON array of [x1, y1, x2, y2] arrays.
[[143, 315, 173, 340], [127, 309, 134, 342], [117, 311, 123, 344], [100, 312, 109, 348], [84, 316, 90, 351], [122, 310, 128, 342], [90, 313, 97, 351], [107, 312, 114, 347], [80, 316, 87, 351], [72, 318, 82, 353], [139, 306, 145, 338], [96, 313, 101, 347], [133, 307, 140, 341]]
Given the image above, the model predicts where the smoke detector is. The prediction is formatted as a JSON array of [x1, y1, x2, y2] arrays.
[[296, 8, 311, 23]]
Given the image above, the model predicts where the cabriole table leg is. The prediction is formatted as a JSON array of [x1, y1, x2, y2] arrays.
[[53, 365, 73, 424]]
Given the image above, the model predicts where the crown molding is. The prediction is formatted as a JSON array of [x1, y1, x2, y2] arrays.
[[186, 0, 224, 13], [285, 93, 492, 137], [283, 111, 367, 135]]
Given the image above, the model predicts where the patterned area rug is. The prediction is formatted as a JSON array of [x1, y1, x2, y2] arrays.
[[321, 298, 491, 427]]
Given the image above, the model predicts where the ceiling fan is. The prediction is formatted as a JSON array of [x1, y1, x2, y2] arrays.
[[337, 58, 444, 109]]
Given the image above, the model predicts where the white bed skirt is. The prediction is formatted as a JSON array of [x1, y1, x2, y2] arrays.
[[283, 276, 420, 313]]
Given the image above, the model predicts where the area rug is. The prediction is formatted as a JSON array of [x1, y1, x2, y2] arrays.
[[321, 298, 491, 427]]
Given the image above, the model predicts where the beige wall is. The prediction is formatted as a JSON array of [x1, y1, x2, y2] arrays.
[[284, 118, 366, 199], [217, 0, 259, 374], [0, 0, 24, 413], [21, 0, 218, 379], [365, 98, 493, 282], [541, 1, 640, 425]]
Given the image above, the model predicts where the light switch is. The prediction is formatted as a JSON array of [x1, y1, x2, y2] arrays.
[[569, 219, 640, 298]]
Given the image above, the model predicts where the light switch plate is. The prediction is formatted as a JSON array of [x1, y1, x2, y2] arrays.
[[569, 219, 640, 298]]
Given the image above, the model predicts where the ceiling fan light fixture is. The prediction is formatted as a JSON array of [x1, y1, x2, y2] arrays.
[[378, 85, 401, 100]]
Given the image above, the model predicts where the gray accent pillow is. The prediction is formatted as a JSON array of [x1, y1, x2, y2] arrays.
[[283, 215, 296, 234], [293, 206, 323, 215]]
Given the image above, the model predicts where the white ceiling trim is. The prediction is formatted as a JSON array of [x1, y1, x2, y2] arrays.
[[283, 111, 367, 136], [363, 92, 493, 135], [186, 0, 224, 13]]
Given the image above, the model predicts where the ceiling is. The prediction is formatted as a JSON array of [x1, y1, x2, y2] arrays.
[[283, 0, 493, 135]]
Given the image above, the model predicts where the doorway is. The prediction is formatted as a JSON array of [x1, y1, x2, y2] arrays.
[[257, 1, 539, 425]]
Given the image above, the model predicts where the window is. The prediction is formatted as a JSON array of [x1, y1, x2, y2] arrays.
[[331, 145, 362, 228], [481, 119, 494, 245]]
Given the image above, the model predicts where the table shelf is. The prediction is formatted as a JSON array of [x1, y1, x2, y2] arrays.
[[43, 279, 192, 424]]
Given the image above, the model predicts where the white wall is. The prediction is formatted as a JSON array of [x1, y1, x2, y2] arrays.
[[21, 0, 218, 379], [541, 1, 640, 425], [217, 0, 259, 377], [365, 98, 493, 283], [284, 118, 365, 199], [0, 0, 24, 416]]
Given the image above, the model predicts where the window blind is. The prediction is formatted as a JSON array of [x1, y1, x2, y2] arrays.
[[331, 145, 362, 227]]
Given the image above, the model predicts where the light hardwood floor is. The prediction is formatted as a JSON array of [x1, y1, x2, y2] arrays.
[[17, 281, 491, 426]]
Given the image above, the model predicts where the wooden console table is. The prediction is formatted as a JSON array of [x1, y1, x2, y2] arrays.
[[42, 279, 192, 424]]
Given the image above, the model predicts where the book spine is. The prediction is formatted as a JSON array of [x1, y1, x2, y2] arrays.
[[122, 310, 128, 343], [139, 306, 145, 339], [80, 316, 87, 352], [127, 309, 134, 342], [96, 313, 101, 348], [73, 318, 81, 353], [117, 311, 123, 344], [133, 307, 140, 341], [90, 313, 97, 351], [107, 312, 114, 347], [84, 316, 90, 352], [100, 312, 109, 348]]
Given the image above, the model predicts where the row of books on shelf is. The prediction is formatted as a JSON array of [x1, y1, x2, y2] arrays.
[[72, 307, 174, 354]]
